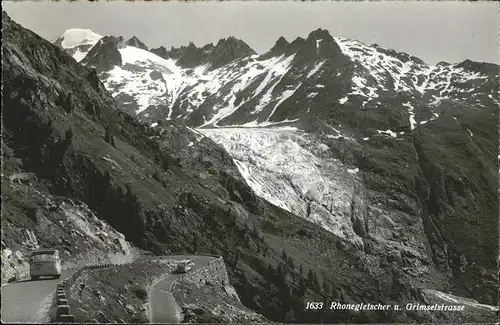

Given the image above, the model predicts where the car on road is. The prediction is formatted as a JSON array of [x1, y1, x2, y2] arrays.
[[174, 259, 194, 273], [29, 249, 62, 280]]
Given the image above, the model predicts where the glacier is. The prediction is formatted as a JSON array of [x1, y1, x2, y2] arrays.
[[200, 127, 364, 247]]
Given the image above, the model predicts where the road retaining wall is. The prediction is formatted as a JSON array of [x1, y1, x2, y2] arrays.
[[52, 255, 231, 323], [52, 262, 131, 322], [174, 256, 240, 302], [175, 256, 229, 288]]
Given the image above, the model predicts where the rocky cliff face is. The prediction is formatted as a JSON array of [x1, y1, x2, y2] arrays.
[[150, 37, 256, 70], [126, 36, 148, 51], [2, 13, 136, 284], [81, 36, 126, 72], [1, 174, 137, 284], [178, 257, 230, 288]]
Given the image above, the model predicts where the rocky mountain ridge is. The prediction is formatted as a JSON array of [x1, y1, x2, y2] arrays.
[[56, 27, 498, 134], [151, 36, 257, 70]]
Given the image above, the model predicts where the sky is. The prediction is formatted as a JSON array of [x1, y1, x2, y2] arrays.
[[3, 1, 499, 65]]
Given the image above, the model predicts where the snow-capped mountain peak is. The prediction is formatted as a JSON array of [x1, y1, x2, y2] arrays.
[[54, 28, 103, 62], [57, 28, 102, 49]]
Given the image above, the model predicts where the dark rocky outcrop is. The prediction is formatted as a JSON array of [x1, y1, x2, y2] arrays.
[[149, 46, 169, 59], [456, 59, 500, 76], [291, 28, 351, 66], [125, 36, 148, 51], [208, 37, 256, 69], [150, 37, 255, 70], [81, 36, 126, 72], [377, 47, 426, 65], [268, 36, 290, 56], [176, 42, 207, 68]]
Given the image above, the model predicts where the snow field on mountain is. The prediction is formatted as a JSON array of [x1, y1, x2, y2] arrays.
[[403, 102, 417, 130], [119, 46, 178, 70], [196, 54, 299, 126], [423, 290, 499, 312], [236, 119, 300, 128], [103, 46, 189, 113], [110, 49, 300, 126], [102, 45, 302, 124], [339, 97, 348, 104], [245, 55, 296, 114], [335, 37, 417, 94], [307, 60, 326, 79], [202, 58, 268, 126], [335, 36, 489, 103], [73, 49, 90, 62]]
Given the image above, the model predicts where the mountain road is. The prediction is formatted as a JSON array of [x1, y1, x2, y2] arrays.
[[149, 255, 217, 323], [1, 270, 74, 323], [1, 255, 217, 323]]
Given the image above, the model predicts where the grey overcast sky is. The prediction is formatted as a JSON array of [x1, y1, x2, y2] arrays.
[[3, 1, 499, 65]]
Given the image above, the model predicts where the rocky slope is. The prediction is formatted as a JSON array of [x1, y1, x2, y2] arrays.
[[3, 11, 498, 323], [1, 174, 137, 284], [2, 21, 137, 283]]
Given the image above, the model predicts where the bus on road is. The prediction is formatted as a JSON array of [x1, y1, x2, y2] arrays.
[[174, 259, 194, 273], [29, 249, 62, 280]]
